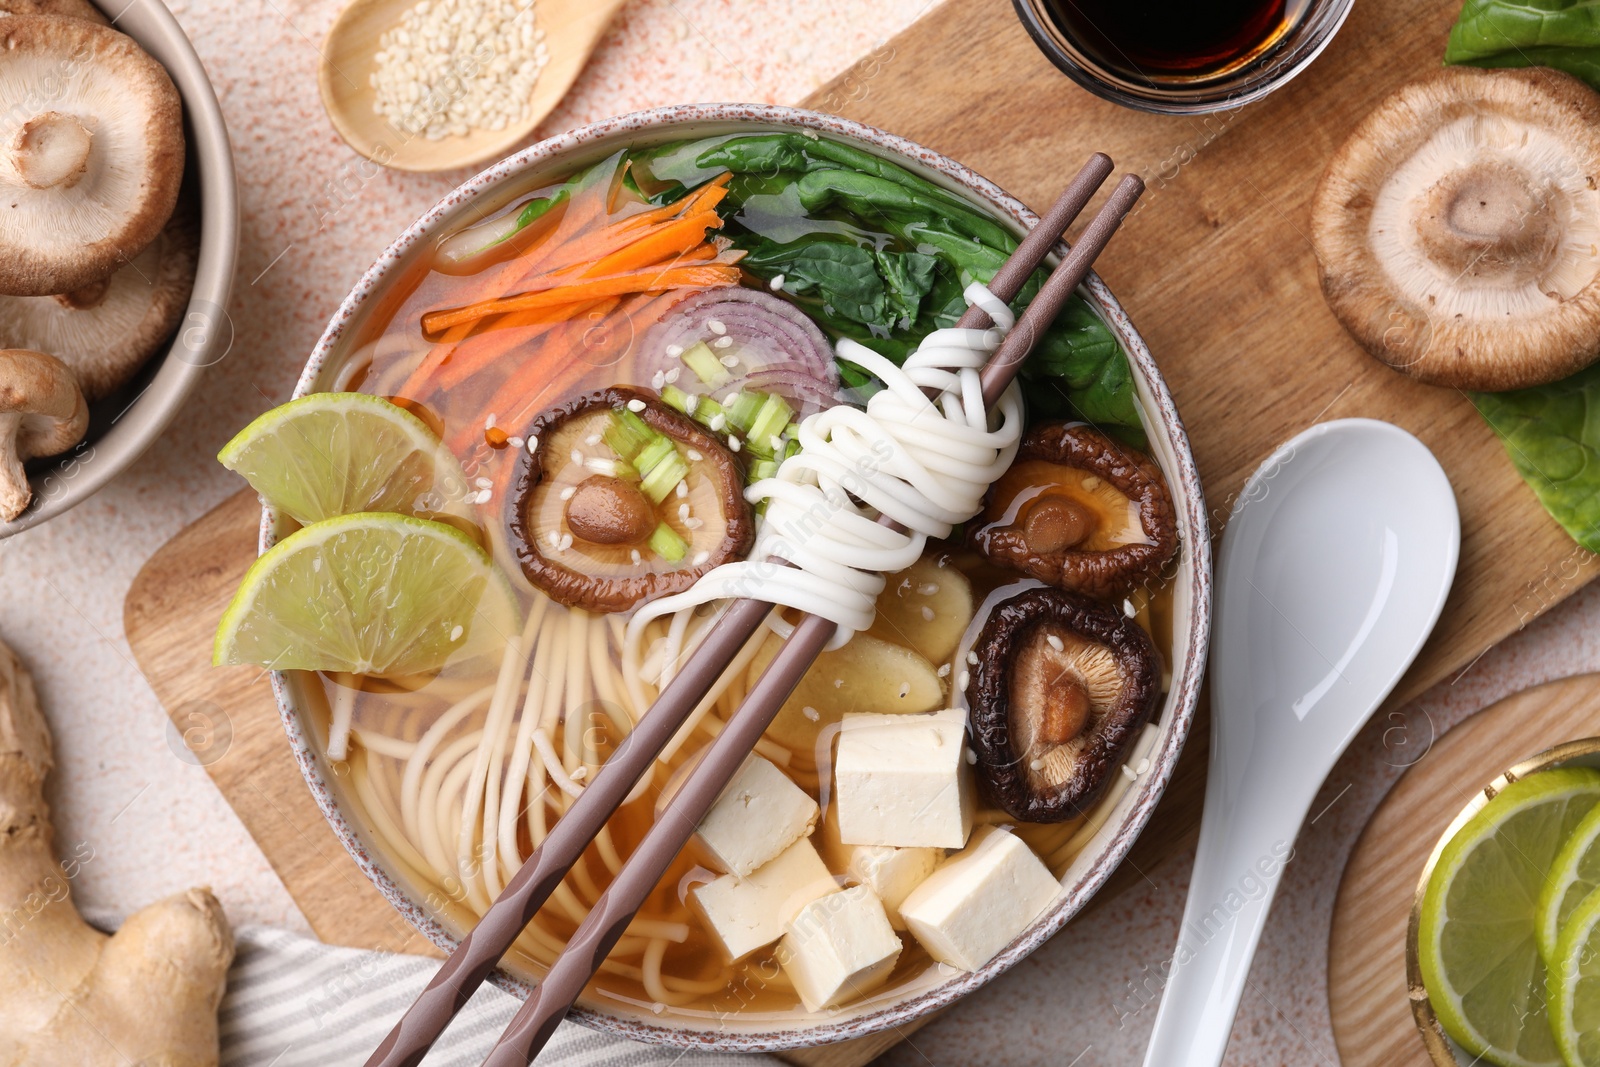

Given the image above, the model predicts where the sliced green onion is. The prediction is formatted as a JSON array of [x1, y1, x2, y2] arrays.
[[680, 342, 729, 386], [746, 394, 793, 448], [660, 384, 696, 415], [640, 451, 689, 504], [649, 522, 688, 562], [605, 407, 655, 461], [634, 436, 677, 476]]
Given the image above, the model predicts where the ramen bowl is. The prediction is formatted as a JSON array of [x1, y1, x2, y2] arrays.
[[265, 103, 1211, 1050]]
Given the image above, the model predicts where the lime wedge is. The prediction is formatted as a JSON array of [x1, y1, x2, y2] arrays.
[[1419, 767, 1600, 1067], [1552, 885, 1600, 1067], [218, 392, 474, 525], [214, 512, 519, 675], [1544, 804, 1600, 966]]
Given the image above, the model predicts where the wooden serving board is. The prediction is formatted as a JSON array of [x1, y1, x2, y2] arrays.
[[1327, 675, 1600, 1066], [125, 0, 1600, 1063]]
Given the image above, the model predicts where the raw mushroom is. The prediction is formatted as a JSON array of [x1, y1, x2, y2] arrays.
[[0, 0, 108, 22], [0, 201, 197, 401], [0, 15, 185, 296], [971, 422, 1177, 601], [965, 587, 1159, 822], [508, 387, 754, 613], [1312, 66, 1600, 390], [0, 349, 88, 521]]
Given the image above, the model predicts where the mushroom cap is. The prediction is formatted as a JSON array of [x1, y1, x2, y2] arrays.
[[507, 387, 755, 613], [0, 348, 87, 521], [971, 422, 1178, 601], [0, 197, 197, 400], [965, 586, 1160, 822], [0, 0, 108, 23], [1311, 66, 1600, 390], [0, 15, 184, 296]]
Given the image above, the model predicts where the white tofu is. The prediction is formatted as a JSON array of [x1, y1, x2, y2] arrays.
[[696, 755, 819, 877], [899, 826, 1060, 972], [834, 709, 973, 850], [817, 804, 937, 929], [690, 838, 837, 961], [779, 885, 902, 1012]]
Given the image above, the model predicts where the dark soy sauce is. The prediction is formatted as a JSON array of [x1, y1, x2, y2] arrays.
[[1041, 0, 1293, 79]]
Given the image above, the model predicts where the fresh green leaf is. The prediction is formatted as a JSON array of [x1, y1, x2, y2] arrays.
[[1474, 363, 1600, 552], [1446, 0, 1600, 67], [875, 249, 938, 325], [738, 236, 890, 327], [1020, 299, 1147, 447], [1452, 43, 1600, 84]]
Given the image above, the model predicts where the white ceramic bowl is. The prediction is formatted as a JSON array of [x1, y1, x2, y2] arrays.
[[271, 103, 1212, 1051], [2, 0, 239, 538]]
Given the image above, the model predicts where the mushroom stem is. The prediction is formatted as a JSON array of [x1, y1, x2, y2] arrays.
[[0, 349, 88, 522], [12, 112, 92, 190]]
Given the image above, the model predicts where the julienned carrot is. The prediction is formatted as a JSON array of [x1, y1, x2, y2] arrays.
[[434, 310, 579, 392], [422, 264, 740, 334], [584, 212, 722, 277], [396, 321, 476, 400]]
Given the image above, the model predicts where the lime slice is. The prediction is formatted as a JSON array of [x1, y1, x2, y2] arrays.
[[214, 512, 519, 675], [1552, 885, 1600, 1066], [1418, 767, 1600, 1067], [218, 392, 474, 525], [1543, 804, 1600, 966]]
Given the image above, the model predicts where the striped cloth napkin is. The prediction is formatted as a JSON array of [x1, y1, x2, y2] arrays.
[[220, 926, 776, 1067]]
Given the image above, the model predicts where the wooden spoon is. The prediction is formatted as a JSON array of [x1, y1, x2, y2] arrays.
[[318, 0, 627, 173]]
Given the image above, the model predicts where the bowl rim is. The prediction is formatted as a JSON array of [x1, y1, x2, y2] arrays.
[[267, 101, 1213, 1051], [1, 0, 240, 538]]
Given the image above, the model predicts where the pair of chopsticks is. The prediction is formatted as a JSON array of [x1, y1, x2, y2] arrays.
[[366, 154, 1144, 1067]]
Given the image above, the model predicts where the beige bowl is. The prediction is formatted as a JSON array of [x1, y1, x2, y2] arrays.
[[273, 104, 1211, 1051], [1, 0, 238, 538]]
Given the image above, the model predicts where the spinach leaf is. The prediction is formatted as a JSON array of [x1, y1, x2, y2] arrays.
[[1446, 0, 1600, 66], [1019, 299, 1145, 442], [875, 249, 938, 326], [737, 236, 889, 327], [1474, 364, 1600, 552]]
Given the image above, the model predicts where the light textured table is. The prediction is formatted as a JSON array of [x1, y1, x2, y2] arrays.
[[4, 1, 1599, 1063]]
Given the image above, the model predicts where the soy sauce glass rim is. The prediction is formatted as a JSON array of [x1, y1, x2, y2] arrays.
[[1012, 0, 1357, 115]]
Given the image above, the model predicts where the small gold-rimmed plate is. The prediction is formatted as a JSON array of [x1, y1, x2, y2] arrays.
[[1406, 737, 1600, 1065]]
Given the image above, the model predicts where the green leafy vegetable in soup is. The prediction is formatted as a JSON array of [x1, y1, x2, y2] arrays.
[[633, 133, 1146, 445]]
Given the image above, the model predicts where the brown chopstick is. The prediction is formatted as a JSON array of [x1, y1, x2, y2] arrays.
[[362, 154, 1117, 1067], [479, 173, 1147, 1067]]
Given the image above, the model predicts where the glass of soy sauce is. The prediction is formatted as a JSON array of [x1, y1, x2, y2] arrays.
[[1013, 0, 1354, 114]]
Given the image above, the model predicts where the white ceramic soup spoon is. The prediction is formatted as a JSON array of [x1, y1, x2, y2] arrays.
[[1141, 417, 1459, 1067]]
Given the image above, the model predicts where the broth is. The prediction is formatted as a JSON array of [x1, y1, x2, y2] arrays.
[[305, 137, 1179, 1026]]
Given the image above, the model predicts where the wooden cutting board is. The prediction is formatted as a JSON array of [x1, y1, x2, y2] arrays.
[[126, 0, 1600, 1063], [1327, 675, 1600, 1066]]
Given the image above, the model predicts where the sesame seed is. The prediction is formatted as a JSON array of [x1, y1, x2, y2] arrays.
[[966, 650, 979, 666], [678, 503, 691, 521], [664, 368, 681, 384], [546, 530, 560, 547], [1083, 475, 1102, 490], [920, 606, 935, 622], [475, 477, 492, 489], [569, 449, 583, 465], [727, 435, 741, 452], [631, 549, 642, 565], [627, 398, 647, 413], [723, 392, 741, 407], [571, 766, 587, 781], [651, 370, 665, 390], [675, 481, 688, 499], [683, 393, 700, 415], [802, 706, 820, 722], [1030, 759, 1044, 771], [665, 344, 683, 357], [584, 433, 601, 446], [965, 748, 977, 765], [1123, 599, 1136, 617], [1046, 634, 1065, 652], [507, 436, 524, 449], [687, 449, 703, 461], [1136, 758, 1150, 775], [833, 678, 844, 688], [585, 458, 617, 476], [716, 346, 736, 359], [918, 582, 939, 596], [898, 682, 910, 698], [684, 518, 704, 529], [558, 533, 573, 552], [651, 1002, 665, 1015], [485, 412, 497, 429], [769, 435, 783, 452], [527, 435, 538, 453], [957, 670, 970, 689], [474, 488, 493, 504], [709, 414, 727, 432], [1121, 764, 1138, 781], [937, 663, 951, 678], [449, 625, 464, 641], [559, 486, 576, 501], [707, 319, 727, 335], [769, 273, 786, 291], [692, 551, 710, 566]]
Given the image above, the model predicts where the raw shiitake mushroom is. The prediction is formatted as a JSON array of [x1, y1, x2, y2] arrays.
[[507, 387, 753, 613], [1312, 66, 1600, 390], [971, 423, 1177, 601], [965, 587, 1159, 822]]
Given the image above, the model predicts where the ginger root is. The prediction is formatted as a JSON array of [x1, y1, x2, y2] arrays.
[[0, 637, 234, 1067]]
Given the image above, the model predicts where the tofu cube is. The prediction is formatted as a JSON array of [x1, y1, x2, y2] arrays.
[[817, 802, 937, 929], [779, 885, 902, 1012], [834, 709, 973, 849], [690, 838, 837, 961], [899, 826, 1060, 972], [696, 755, 819, 877]]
